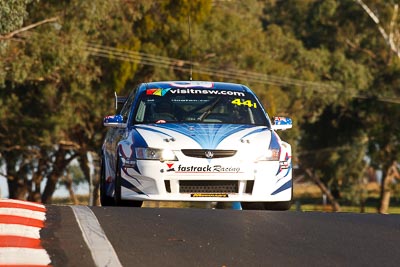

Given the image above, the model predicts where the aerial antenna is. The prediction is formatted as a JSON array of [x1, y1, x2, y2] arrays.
[[188, 8, 193, 80]]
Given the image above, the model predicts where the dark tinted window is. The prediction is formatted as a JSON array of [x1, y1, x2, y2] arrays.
[[119, 87, 138, 122], [133, 90, 268, 125]]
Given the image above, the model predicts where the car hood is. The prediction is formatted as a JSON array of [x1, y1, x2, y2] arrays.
[[132, 123, 273, 151]]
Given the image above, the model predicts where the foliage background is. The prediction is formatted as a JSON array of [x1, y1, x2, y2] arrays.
[[0, 0, 399, 212]]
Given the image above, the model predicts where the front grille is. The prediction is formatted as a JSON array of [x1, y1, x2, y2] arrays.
[[181, 149, 236, 158], [179, 180, 238, 193]]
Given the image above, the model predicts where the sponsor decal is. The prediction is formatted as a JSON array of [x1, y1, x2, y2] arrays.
[[231, 98, 257, 108], [123, 159, 136, 168], [175, 164, 241, 173], [191, 193, 229, 198], [146, 83, 244, 97], [166, 163, 175, 172], [146, 87, 244, 96], [213, 165, 240, 173], [276, 152, 292, 175], [146, 88, 171, 96], [279, 161, 290, 169], [169, 88, 245, 96]]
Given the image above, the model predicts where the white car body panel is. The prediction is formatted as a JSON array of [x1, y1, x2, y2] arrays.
[[109, 124, 292, 202], [101, 81, 293, 207]]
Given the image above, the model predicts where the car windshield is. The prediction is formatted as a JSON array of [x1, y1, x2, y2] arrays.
[[133, 90, 268, 125]]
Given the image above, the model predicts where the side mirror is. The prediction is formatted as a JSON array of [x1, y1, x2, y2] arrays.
[[103, 114, 127, 128], [271, 116, 292, 130]]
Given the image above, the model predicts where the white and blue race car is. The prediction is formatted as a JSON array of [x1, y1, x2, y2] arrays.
[[100, 81, 293, 210]]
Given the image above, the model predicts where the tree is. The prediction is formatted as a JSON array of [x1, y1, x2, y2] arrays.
[[261, 0, 375, 210], [352, 0, 400, 213], [2, 0, 399, 211], [60, 164, 86, 205], [0, 0, 33, 36], [355, 0, 400, 59], [0, 0, 133, 203]]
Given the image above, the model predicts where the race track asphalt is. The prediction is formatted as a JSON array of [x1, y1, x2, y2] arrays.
[[40, 206, 400, 267]]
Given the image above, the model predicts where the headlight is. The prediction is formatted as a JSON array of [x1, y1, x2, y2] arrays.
[[257, 148, 280, 161], [135, 147, 177, 161]]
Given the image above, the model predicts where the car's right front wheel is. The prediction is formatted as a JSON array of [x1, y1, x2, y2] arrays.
[[100, 158, 115, 206], [263, 201, 291, 210], [241, 201, 291, 211], [114, 158, 143, 208]]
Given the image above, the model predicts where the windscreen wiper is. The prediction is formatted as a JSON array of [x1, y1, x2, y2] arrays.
[[198, 97, 222, 121]]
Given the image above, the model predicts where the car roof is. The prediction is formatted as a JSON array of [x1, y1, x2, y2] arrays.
[[137, 81, 253, 94]]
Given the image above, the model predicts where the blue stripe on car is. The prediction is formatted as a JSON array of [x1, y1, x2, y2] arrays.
[[271, 180, 292, 195], [241, 127, 269, 139], [153, 123, 253, 149], [131, 128, 149, 148], [135, 125, 174, 139], [121, 177, 147, 195], [269, 131, 281, 150]]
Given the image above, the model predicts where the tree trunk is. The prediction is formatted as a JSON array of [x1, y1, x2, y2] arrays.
[[91, 152, 101, 206], [64, 173, 78, 205], [41, 148, 67, 204], [41, 172, 60, 204], [28, 154, 47, 203], [78, 151, 101, 206], [305, 169, 341, 212], [6, 158, 29, 200], [378, 161, 400, 214], [78, 152, 91, 204], [7, 175, 28, 200]]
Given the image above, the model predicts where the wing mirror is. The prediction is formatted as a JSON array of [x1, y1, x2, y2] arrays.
[[271, 116, 292, 130], [103, 114, 127, 128]]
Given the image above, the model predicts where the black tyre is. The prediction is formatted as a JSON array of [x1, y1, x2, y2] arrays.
[[263, 201, 292, 211], [240, 202, 265, 210], [114, 159, 143, 207], [263, 183, 294, 211], [241, 201, 292, 211], [100, 158, 115, 206], [243, 181, 293, 211]]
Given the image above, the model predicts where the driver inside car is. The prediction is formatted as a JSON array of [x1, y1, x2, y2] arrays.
[[151, 100, 177, 123]]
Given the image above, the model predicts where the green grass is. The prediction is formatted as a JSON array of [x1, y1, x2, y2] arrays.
[[293, 203, 400, 214]]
